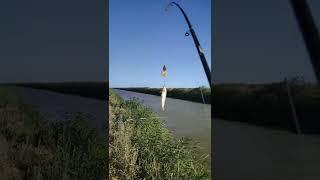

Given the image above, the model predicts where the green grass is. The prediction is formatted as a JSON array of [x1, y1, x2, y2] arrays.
[[0, 86, 107, 179], [109, 89, 211, 179]]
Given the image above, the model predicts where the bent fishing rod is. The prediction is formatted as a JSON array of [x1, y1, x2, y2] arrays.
[[166, 2, 212, 89]]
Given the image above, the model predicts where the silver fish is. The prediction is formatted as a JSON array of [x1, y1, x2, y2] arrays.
[[161, 86, 167, 111]]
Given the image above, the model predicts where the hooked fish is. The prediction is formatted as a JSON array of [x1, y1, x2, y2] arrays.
[[161, 86, 167, 111]]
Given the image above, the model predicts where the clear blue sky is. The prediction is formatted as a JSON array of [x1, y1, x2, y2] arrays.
[[109, 0, 211, 88]]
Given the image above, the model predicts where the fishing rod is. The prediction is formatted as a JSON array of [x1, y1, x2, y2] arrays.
[[290, 0, 320, 84], [166, 2, 212, 89]]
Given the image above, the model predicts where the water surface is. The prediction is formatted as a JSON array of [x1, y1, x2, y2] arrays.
[[213, 118, 320, 180], [14, 87, 107, 134]]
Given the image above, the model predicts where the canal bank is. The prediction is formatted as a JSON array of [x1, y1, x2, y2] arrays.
[[114, 89, 211, 155], [109, 89, 211, 179], [0, 86, 106, 179]]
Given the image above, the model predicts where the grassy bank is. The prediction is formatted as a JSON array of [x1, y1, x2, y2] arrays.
[[0, 86, 106, 179], [109, 89, 210, 179], [213, 82, 320, 134], [9, 82, 108, 100], [118, 87, 211, 104]]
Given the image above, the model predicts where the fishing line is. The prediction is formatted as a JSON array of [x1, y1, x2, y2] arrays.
[[197, 81, 206, 104]]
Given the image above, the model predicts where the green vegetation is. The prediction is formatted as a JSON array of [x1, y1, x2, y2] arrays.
[[109, 89, 210, 179], [0, 86, 106, 179], [213, 82, 320, 133], [119, 87, 211, 104]]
